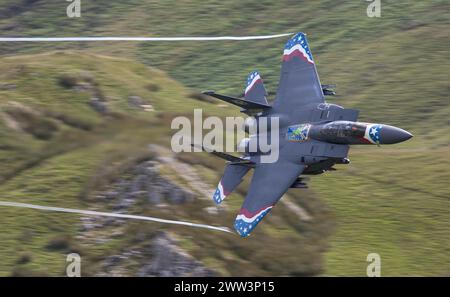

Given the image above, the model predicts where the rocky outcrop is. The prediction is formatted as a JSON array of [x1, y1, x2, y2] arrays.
[[80, 160, 196, 232], [105, 160, 195, 211], [128, 96, 144, 107], [128, 96, 154, 111], [89, 98, 108, 114], [79, 159, 212, 276], [0, 83, 17, 90], [137, 232, 215, 277]]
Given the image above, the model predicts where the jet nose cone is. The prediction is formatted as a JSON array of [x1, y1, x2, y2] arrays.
[[380, 125, 413, 144]]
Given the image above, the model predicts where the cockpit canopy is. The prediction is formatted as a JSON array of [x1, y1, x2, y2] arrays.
[[320, 121, 367, 138]]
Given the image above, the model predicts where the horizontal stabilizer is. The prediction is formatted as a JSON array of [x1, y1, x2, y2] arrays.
[[202, 91, 271, 111]]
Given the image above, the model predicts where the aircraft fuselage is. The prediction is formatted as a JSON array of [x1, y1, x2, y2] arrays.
[[304, 120, 413, 145]]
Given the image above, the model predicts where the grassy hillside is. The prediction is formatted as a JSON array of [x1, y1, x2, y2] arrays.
[[1, 1, 449, 141], [0, 52, 335, 276], [0, 1, 449, 276], [0, 1, 448, 93]]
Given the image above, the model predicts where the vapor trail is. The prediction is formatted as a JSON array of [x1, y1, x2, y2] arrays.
[[0, 33, 292, 42], [0, 201, 232, 234]]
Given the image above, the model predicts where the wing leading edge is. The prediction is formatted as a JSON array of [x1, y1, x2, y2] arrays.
[[234, 162, 305, 237], [202, 91, 271, 111]]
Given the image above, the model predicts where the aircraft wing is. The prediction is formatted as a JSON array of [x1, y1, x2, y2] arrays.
[[191, 144, 253, 165], [234, 161, 305, 237], [202, 91, 271, 110], [273, 32, 324, 112]]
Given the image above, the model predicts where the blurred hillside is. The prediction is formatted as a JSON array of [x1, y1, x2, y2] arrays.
[[0, 0, 449, 276], [0, 53, 334, 276], [1, 1, 449, 135]]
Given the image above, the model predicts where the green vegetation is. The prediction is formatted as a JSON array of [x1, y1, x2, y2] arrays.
[[0, 0, 449, 276], [0, 53, 332, 276]]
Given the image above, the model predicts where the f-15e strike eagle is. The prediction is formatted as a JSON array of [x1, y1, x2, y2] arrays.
[[201, 32, 413, 237]]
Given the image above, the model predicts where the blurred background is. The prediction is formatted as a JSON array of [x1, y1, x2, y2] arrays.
[[0, 0, 449, 276]]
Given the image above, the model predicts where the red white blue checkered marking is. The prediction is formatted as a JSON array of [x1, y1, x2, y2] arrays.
[[234, 205, 273, 237], [283, 32, 314, 64], [212, 180, 230, 204], [245, 71, 262, 95]]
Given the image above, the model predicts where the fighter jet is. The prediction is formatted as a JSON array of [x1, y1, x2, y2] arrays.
[[201, 32, 413, 237]]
